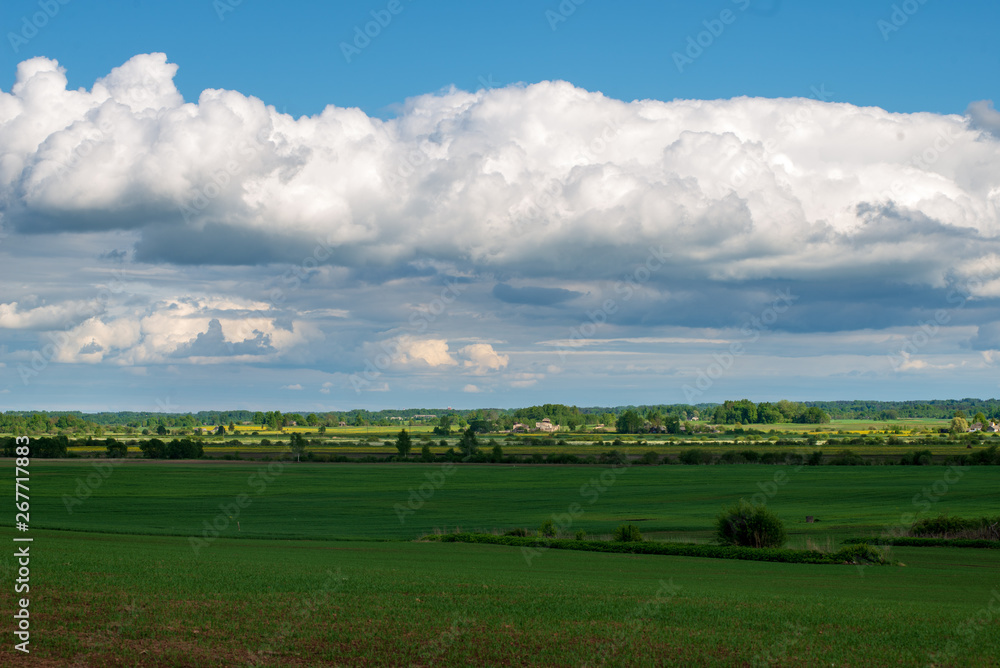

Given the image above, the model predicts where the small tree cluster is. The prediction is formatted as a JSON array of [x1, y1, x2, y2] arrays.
[[612, 523, 643, 542], [715, 499, 786, 548]]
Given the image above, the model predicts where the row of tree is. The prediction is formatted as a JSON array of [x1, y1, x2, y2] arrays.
[[23, 399, 1000, 437], [712, 400, 829, 425]]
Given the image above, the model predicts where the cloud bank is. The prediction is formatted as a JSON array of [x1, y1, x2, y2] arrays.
[[2, 53, 1000, 405], [2, 53, 997, 290]]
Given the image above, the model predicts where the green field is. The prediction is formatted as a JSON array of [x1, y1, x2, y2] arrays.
[[3, 461, 999, 665]]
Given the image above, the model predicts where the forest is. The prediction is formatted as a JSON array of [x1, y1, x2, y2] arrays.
[[3, 398, 999, 436]]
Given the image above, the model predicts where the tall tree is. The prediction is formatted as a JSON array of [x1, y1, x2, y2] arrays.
[[289, 433, 307, 462], [616, 410, 644, 434], [458, 427, 479, 457], [395, 429, 413, 457]]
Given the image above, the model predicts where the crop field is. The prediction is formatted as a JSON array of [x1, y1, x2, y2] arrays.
[[59, 427, 998, 462], [2, 461, 999, 665]]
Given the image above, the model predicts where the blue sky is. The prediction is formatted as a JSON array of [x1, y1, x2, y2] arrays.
[[3, 0, 997, 117], [1, 0, 999, 412]]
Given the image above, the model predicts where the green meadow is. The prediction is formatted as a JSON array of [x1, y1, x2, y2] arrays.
[[3, 461, 999, 665]]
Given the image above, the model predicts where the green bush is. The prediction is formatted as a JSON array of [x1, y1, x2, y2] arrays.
[[831, 543, 888, 565], [575, 530, 587, 541], [599, 449, 628, 466], [759, 451, 787, 465], [641, 450, 660, 465], [539, 519, 557, 538], [105, 438, 128, 459], [970, 444, 999, 465], [715, 499, 786, 548], [900, 449, 933, 465], [843, 536, 1000, 549], [828, 449, 864, 466], [612, 523, 643, 542], [503, 528, 529, 537], [908, 514, 1000, 540], [679, 449, 713, 465]]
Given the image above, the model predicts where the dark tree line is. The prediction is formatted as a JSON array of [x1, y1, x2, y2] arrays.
[[139, 438, 204, 459], [712, 400, 829, 425]]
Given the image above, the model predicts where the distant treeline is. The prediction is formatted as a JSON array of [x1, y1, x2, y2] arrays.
[[0, 436, 203, 459], [3, 398, 1000, 436]]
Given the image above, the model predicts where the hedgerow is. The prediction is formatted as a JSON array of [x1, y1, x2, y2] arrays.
[[423, 532, 895, 565], [843, 537, 1000, 549]]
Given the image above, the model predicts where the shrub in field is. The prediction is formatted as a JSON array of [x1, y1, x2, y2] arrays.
[[679, 449, 713, 465], [969, 444, 999, 465], [105, 438, 128, 459], [599, 449, 628, 466], [575, 530, 587, 540], [832, 543, 888, 565], [715, 499, 786, 548], [612, 523, 643, 542], [539, 520, 557, 538], [139, 438, 166, 459], [910, 515, 975, 536], [504, 528, 529, 537], [909, 515, 1000, 540], [420, 443, 434, 462], [739, 449, 760, 463], [828, 450, 864, 465], [900, 449, 933, 465], [806, 450, 823, 465], [641, 451, 660, 465]]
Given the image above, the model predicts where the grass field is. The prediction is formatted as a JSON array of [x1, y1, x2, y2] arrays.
[[20, 461, 1000, 543], [3, 461, 999, 665]]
